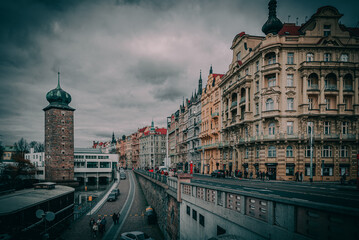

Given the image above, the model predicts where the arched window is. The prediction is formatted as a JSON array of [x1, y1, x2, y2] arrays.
[[266, 98, 274, 111], [286, 146, 293, 157], [268, 146, 276, 157], [340, 53, 349, 62], [268, 122, 275, 135], [340, 145, 349, 158], [322, 145, 332, 157], [306, 53, 314, 62]]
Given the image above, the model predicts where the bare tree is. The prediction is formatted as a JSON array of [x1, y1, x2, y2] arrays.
[[14, 138, 29, 157], [1, 153, 36, 185], [29, 141, 44, 153]]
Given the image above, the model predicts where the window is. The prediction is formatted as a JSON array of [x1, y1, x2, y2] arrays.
[[340, 53, 349, 62], [340, 166, 349, 176], [325, 98, 330, 110], [324, 24, 331, 36], [307, 122, 314, 134], [256, 147, 260, 158], [100, 162, 110, 168], [324, 53, 331, 62], [186, 206, 190, 215], [324, 121, 330, 135], [266, 98, 274, 111], [268, 122, 275, 135], [287, 74, 294, 86], [287, 98, 294, 110], [267, 75, 276, 87], [306, 53, 314, 62], [322, 165, 333, 176], [287, 121, 293, 135], [237, 52, 241, 61], [308, 98, 313, 110], [245, 148, 249, 158], [255, 124, 259, 136], [192, 209, 197, 221], [255, 103, 259, 115], [342, 122, 348, 134], [267, 54, 276, 65], [245, 68, 249, 75], [256, 61, 259, 71], [87, 162, 98, 168], [286, 164, 294, 176], [305, 146, 312, 157], [322, 145, 332, 157], [199, 214, 205, 227], [340, 145, 348, 157], [305, 165, 316, 176], [286, 146, 293, 157], [256, 81, 259, 92], [287, 52, 294, 64], [268, 146, 276, 157]]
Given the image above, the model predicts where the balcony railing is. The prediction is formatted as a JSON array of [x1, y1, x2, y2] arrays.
[[308, 84, 319, 90], [344, 85, 353, 91], [231, 101, 238, 108], [211, 112, 219, 118], [240, 97, 246, 104], [325, 84, 337, 91]]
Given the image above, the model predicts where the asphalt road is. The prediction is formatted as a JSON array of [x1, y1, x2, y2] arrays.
[[192, 175, 359, 210]]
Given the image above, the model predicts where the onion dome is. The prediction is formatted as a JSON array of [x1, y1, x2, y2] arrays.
[[262, 0, 283, 35], [43, 72, 75, 111]]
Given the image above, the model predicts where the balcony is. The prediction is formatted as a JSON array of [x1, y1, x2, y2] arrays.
[[231, 101, 238, 109], [299, 61, 357, 71], [344, 85, 353, 91], [325, 84, 338, 91], [262, 63, 280, 73], [240, 97, 246, 104], [211, 112, 219, 118], [307, 84, 319, 91]]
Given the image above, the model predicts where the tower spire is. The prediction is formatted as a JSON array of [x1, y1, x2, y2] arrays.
[[209, 65, 213, 74], [57, 72, 61, 89], [198, 70, 202, 95], [262, 0, 283, 35]]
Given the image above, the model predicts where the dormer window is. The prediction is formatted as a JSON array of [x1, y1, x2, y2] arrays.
[[237, 52, 241, 61], [340, 53, 349, 62], [324, 53, 331, 62], [324, 25, 331, 36], [306, 53, 314, 62]]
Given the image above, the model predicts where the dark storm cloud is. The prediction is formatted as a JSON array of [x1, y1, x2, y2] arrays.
[[0, 0, 358, 147]]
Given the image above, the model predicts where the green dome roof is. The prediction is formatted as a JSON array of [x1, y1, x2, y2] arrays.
[[43, 73, 75, 111]]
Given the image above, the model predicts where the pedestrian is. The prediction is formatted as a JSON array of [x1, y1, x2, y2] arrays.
[[92, 222, 98, 238], [89, 218, 95, 233], [295, 171, 299, 182], [97, 217, 102, 233], [101, 216, 107, 233], [250, 171, 253, 179], [116, 211, 120, 224], [299, 172, 303, 182], [112, 212, 117, 224], [265, 171, 269, 181]]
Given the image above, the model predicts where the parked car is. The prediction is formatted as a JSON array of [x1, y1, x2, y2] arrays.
[[107, 192, 117, 202], [120, 231, 153, 240], [211, 170, 225, 178], [111, 189, 120, 197], [120, 172, 126, 180]]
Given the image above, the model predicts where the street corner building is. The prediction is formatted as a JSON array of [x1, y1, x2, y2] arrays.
[[211, 2, 359, 181]]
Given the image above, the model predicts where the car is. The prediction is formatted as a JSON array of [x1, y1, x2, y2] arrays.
[[111, 189, 120, 197], [211, 170, 225, 178], [120, 231, 153, 240], [120, 172, 126, 180], [107, 192, 117, 202]]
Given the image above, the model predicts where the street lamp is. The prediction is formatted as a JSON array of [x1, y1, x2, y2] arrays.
[[309, 122, 314, 183], [166, 116, 171, 168]]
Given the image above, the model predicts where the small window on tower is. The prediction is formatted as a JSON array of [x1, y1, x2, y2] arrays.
[[61, 120, 65, 124], [62, 128, 65, 132]]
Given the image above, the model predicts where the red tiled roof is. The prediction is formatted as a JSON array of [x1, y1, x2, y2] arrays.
[[278, 23, 301, 36], [212, 74, 224, 79], [156, 128, 167, 135], [138, 127, 147, 132]]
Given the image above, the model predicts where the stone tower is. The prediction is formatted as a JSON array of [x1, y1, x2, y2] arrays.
[[43, 72, 75, 182]]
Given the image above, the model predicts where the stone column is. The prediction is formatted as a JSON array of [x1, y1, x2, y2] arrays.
[[339, 75, 343, 105], [228, 96, 232, 121], [355, 77, 359, 105], [320, 75, 325, 104], [245, 87, 249, 112], [303, 75, 308, 104]]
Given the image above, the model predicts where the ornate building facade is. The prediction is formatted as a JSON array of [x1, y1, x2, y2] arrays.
[[219, 1, 359, 181], [200, 67, 224, 174]]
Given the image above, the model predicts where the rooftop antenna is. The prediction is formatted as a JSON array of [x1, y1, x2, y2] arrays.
[[288, 15, 291, 23], [57, 71, 61, 88], [296, 17, 299, 25]]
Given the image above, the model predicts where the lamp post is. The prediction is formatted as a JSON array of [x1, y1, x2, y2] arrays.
[[309, 122, 314, 183], [166, 116, 171, 168]]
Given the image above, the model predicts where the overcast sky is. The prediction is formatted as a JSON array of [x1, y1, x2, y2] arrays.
[[0, 0, 358, 147]]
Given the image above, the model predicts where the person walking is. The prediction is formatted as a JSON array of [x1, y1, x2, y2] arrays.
[[116, 211, 120, 224], [299, 172, 303, 182], [92, 222, 98, 238], [89, 218, 95, 233], [295, 171, 299, 182], [101, 216, 107, 233], [112, 212, 117, 225]]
